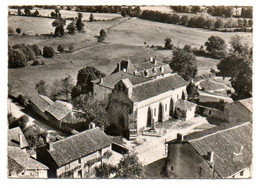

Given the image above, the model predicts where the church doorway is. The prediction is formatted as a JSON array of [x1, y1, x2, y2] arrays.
[[158, 103, 163, 122]]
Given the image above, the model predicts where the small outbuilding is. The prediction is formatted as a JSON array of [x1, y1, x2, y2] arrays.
[[175, 99, 197, 120]]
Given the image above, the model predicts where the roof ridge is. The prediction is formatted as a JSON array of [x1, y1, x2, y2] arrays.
[[51, 127, 100, 147], [187, 122, 251, 142]]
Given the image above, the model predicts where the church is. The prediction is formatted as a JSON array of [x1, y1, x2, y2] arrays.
[[107, 73, 196, 139]]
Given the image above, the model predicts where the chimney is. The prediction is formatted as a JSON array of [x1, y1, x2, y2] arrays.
[[123, 68, 126, 72], [89, 122, 96, 129], [176, 133, 183, 141], [153, 59, 157, 65], [207, 151, 214, 162], [47, 142, 54, 151], [100, 77, 103, 83], [18, 132, 24, 149]]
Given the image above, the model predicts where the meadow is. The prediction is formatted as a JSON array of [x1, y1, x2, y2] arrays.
[[8, 13, 253, 97]]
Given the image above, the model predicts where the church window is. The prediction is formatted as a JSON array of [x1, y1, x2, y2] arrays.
[[165, 104, 167, 111], [154, 108, 156, 116]]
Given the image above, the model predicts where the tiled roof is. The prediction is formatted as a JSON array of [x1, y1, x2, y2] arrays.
[[8, 146, 48, 170], [93, 72, 150, 89], [238, 98, 253, 113], [45, 100, 72, 121], [135, 64, 173, 78], [30, 95, 54, 112], [8, 127, 29, 149], [47, 128, 112, 167], [134, 61, 165, 71], [130, 73, 187, 102], [175, 99, 197, 110], [185, 122, 252, 178], [111, 60, 137, 74]]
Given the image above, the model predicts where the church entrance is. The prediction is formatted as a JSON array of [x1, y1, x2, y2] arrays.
[[147, 107, 152, 127], [158, 103, 163, 122]]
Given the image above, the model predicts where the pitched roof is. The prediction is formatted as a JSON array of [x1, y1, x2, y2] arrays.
[[47, 128, 112, 167], [8, 127, 29, 149], [93, 72, 150, 89], [134, 64, 173, 78], [134, 61, 165, 71], [175, 99, 197, 110], [185, 122, 252, 178], [238, 98, 253, 113], [30, 95, 54, 112], [8, 146, 48, 170], [45, 100, 72, 121], [130, 73, 187, 102], [111, 60, 137, 74]]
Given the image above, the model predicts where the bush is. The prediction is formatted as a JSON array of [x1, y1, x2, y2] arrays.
[[180, 15, 189, 25], [12, 44, 35, 61], [16, 28, 21, 34], [66, 21, 76, 34], [8, 27, 14, 36], [57, 44, 65, 52], [100, 29, 106, 37], [43, 46, 54, 58], [28, 44, 41, 56], [32, 60, 40, 66], [8, 49, 27, 68], [121, 9, 127, 17]]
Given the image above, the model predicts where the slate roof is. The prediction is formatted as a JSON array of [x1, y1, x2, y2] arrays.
[[134, 64, 173, 78], [111, 60, 137, 74], [8, 146, 48, 170], [8, 127, 29, 149], [30, 95, 54, 112], [130, 73, 187, 102], [45, 100, 72, 121], [175, 99, 197, 110], [184, 122, 252, 178], [93, 72, 150, 89], [238, 98, 253, 113], [47, 127, 112, 167]]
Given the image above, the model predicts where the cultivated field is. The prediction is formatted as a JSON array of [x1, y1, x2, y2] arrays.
[[8, 13, 253, 97]]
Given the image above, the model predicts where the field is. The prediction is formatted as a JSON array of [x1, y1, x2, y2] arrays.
[[8, 13, 253, 97]]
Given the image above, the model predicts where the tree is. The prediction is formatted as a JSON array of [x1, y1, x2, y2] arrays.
[[76, 13, 84, 31], [52, 19, 66, 37], [169, 49, 197, 81], [9, 115, 29, 130], [35, 80, 48, 95], [66, 21, 76, 34], [60, 75, 74, 101], [76, 66, 105, 94], [229, 35, 248, 53], [73, 95, 110, 130], [8, 49, 27, 68], [24, 6, 31, 16], [214, 19, 224, 29], [17, 7, 22, 16], [12, 44, 35, 61], [180, 15, 189, 25], [121, 9, 127, 17], [164, 38, 173, 49], [89, 13, 94, 22], [33, 9, 40, 17], [16, 28, 21, 34], [204, 36, 226, 53], [43, 46, 54, 58], [95, 163, 117, 178], [116, 153, 144, 178], [186, 81, 199, 102]]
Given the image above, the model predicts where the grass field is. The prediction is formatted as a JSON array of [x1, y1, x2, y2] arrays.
[[8, 14, 253, 97]]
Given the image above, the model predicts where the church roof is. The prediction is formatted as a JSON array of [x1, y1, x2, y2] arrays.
[[130, 73, 187, 102]]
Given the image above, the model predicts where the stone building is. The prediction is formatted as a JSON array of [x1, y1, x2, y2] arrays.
[[36, 127, 112, 178], [107, 73, 195, 139], [8, 146, 48, 178], [224, 97, 252, 123], [166, 122, 252, 178]]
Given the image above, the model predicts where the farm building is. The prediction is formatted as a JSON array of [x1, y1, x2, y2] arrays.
[[224, 98, 252, 123], [166, 122, 252, 178], [111, 58, 173, 78], [107, 73, 195, 140], [36, 127, 112, 178], [30, 94, 54, 120], [8, 146, 48, 178], [8, 127, 29, 151]]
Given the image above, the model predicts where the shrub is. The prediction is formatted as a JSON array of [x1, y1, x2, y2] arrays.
[[57, 44, 64, 52], [180, 15, 189, 25], [43, 46, 54, 58], [8, 27, 14, 36], [28, 44, 41, 56], [16, 28, 21, 34], [121, 9, 127, 17], [89, 13, 94, 22], [66, 21, 76, 34], [8, 49, 27, 68], [32, 60, 40, 66], [100, 29, 106, 37], [12, 44, 35, 61]]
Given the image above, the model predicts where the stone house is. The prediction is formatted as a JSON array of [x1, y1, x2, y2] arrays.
[[8, 146, 48, 178], [8, 127, 29, 151], [36, 127, 112, 178], [166, 122, 252, 178], [107, 73, 195, 139], [175, 99, 197, 120], [224, 98, 252, 123]]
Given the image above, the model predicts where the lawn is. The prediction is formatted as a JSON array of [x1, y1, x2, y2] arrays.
[[8, 15, 253, 98]]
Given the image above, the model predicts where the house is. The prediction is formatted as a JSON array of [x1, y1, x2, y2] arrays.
[[111, 58, 173, 79], [44, 100, 73, 126], [30, 94, 54, 120], [107, 73, 194, 139], [224, 98, 252, 123], [8, 127, 29, 151], [8, 146, 48, 178], [92, 71, 151, 101], [36, 127, 112, 178], [166, 122, 252, 178], [175, 99, 197, 120]]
